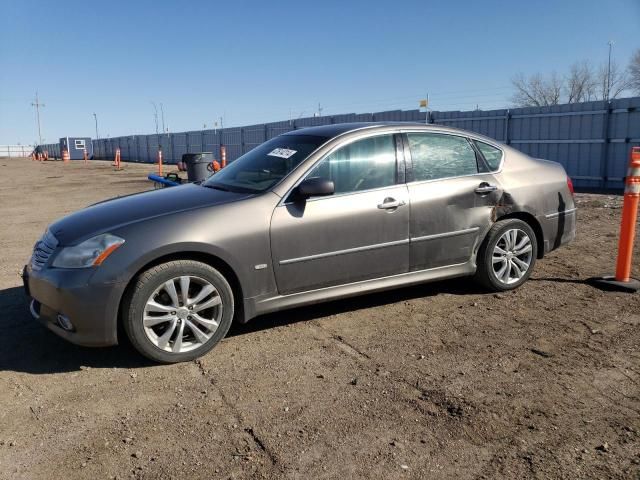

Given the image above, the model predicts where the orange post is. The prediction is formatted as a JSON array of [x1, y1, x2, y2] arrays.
[[114, 148, 121, 170], [615, 147, 640, 282], [591, 146, 640, 292], [62, 148, 70, 163], [83, 148, 88, 165], [44, 150, 49, 161], [221, 145, 227, 168], [157, 148, 163, 176]]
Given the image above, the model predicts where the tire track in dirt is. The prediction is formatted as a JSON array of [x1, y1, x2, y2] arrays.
[[192, 358, 281, 471]]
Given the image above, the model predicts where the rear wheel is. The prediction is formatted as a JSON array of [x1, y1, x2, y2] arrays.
[[475, 219, 537, 291], [123, 260, 234, 363]]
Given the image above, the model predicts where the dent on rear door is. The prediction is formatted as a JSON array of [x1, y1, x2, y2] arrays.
[[408, 174, 502, 271]]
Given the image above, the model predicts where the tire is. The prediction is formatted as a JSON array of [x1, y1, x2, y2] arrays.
[[475, 218, 538, 292], [122, 260, 234, 363]]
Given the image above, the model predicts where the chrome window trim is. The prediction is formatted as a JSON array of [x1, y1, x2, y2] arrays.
[[410, 226, 480, 243], [405, 170, 498, 187], [544, 208, 577, 219], [280, 183, 406, 206], [400, 129, 505, 182], [279, 238, 410, 265], [278, 129, 405, 207]]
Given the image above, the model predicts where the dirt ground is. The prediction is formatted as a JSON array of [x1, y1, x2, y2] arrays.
[[0, 158, 638, 480]]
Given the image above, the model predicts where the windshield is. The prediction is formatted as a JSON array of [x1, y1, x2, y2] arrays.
[[203, 134, 328, 193]]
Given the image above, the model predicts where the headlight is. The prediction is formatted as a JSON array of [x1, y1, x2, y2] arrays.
[[52, 233, 125, 268]]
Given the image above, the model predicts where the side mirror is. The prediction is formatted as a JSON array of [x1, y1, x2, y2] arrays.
[[296, 177, 335, 200]]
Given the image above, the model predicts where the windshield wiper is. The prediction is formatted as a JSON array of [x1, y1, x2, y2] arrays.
[[203, 182, 261, 194], [204, 184, 231, 192]]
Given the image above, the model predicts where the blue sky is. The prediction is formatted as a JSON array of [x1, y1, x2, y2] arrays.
[[1, 0, 639, 144]]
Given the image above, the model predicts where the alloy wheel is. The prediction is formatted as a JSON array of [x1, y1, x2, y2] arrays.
[[491, 228, 533, 285], [143, 275, 223, 353]]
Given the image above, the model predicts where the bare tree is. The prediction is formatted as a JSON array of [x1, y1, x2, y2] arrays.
[[565, 61, 597, 103], [597, 59, 631, 100], [512, 53, 637, 108], [629, 49, 640, 94], [511, 72, 563, 107]]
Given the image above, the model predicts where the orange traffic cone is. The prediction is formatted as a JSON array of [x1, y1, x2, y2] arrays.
[[590, 146, 640, 292], [62, 148, 70, 163]]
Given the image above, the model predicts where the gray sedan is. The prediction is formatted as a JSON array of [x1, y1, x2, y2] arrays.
[[24, 123, 576, 363]]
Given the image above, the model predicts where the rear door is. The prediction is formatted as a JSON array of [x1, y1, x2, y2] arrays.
[[270, 133, 410, 294], [403, 131, 503, 271]]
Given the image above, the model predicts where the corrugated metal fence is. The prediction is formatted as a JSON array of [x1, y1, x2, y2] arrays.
[[39, 96, 640, 190]]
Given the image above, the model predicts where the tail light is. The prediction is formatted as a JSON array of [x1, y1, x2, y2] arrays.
[[567, 176, 575, 196]]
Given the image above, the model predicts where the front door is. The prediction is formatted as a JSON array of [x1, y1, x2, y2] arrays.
[[270, 134, 410, 295], [403, 131, 502, 270]]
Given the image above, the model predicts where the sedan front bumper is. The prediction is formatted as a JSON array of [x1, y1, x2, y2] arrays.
[[23, 264, 125, 347]]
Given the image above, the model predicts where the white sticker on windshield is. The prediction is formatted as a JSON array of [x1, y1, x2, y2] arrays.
[[267, 148, 297, 159]]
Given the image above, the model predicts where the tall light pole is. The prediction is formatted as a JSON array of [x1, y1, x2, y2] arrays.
[[151, 101, 159, 134], [31, 92, 45, 145], [160, 103, 166, 134], [606, 40, 614, 101], [93, 112, 100, 139]]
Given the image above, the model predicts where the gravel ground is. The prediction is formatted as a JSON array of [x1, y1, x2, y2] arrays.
[[0, 158, 638, 479]]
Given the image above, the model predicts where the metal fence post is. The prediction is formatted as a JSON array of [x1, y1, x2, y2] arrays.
[[504, 109, 511, 144], [600, 101, 612, 189], [170, 133, 175, 163]]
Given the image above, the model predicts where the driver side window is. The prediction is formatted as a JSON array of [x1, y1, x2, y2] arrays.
[[305, 135, 397, 194]]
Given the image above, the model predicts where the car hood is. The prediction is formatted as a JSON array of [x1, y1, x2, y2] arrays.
[[49, 184, 253, 245]]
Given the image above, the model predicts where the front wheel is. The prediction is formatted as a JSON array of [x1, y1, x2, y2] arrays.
[[122, 260, 234, 363], [475, 219, 538, 291]]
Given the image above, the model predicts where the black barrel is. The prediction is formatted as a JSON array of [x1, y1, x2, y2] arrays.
[[182, 152, 214, 183]]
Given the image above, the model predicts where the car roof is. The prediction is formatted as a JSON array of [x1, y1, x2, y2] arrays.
[[282, 122, 489, 140]]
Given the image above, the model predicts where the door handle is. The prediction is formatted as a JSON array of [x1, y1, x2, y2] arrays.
[[377, 198, 406, 210], [475, 183, 498, 194]]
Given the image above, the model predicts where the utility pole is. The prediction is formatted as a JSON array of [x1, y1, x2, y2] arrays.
[[93, 112, 99, 139], [317, 102, 323, 117], [219, 116, 224, 130], [160, 103, 166, 133], [151, 101, 159, 134], [606, 40, 614, 101], [31, 92, 45, 145]]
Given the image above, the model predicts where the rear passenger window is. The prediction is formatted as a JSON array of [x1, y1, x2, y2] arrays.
[[407, 133, 478, 182], [474, 140, 503, 171]]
